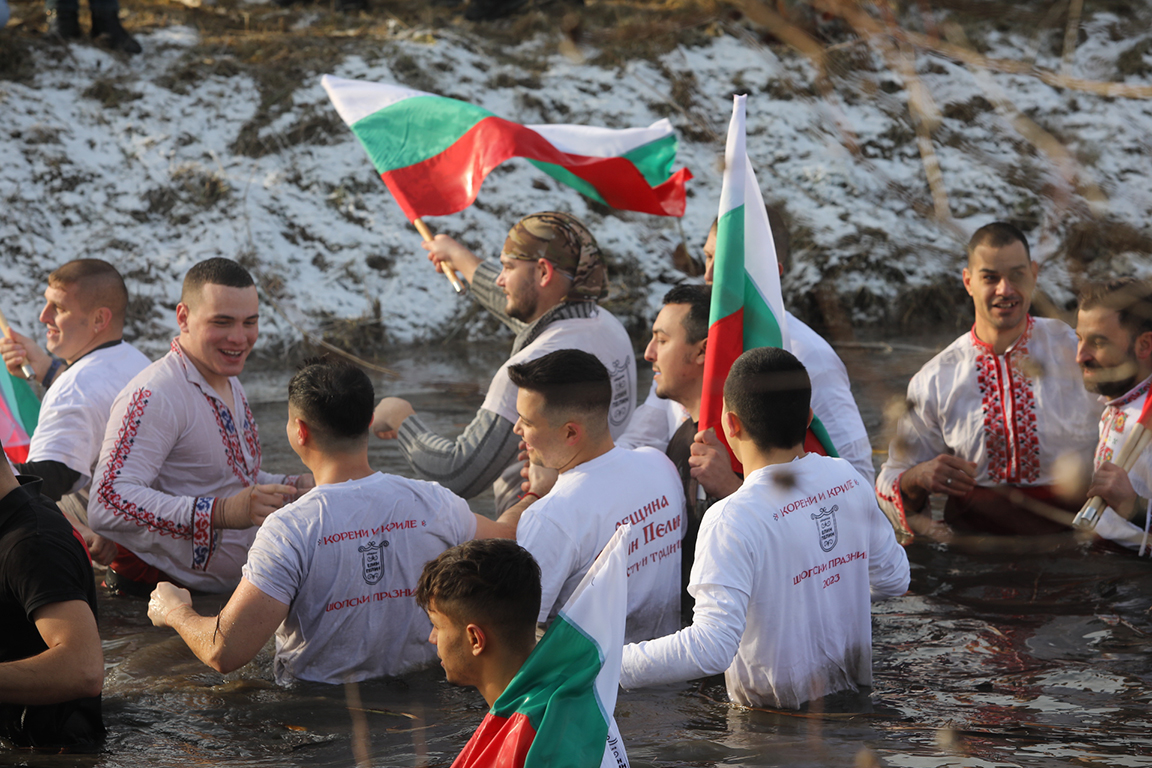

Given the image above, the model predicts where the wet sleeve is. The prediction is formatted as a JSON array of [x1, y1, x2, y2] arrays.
[[88, 386, 217, 573], [865, 493, 911, 600], [620, 582, 747, 689], [243, 514, 304, 607], [874, 373, 947, 539], [470, 261, 528, 335], [13, 460, 82, 502], [395, 408, 520, 499]]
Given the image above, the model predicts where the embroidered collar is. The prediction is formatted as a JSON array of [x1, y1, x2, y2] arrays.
[[1102, 374, 1152, 409], [968, 315, 1034, 355], [171, 339, 235, 404]]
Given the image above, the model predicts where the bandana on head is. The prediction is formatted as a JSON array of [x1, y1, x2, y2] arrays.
[[501, 212, 607, 301]]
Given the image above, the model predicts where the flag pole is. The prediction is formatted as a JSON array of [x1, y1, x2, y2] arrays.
[[413, 219, 466, 295], [0, 307, 37, 381]]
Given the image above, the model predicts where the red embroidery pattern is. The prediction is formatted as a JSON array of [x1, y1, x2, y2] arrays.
[[171, 339, 260, 487], [95, 387, 193, 539], [1095, 380, 1152, 470], [973, 319, 1039, 484]]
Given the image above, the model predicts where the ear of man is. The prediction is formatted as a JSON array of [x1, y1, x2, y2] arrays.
[[1135, 331, 1152, 362], [466, 623, 488, 657]]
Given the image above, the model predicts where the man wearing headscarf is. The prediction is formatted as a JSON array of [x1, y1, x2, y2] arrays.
[[372, 212, 637, 513]]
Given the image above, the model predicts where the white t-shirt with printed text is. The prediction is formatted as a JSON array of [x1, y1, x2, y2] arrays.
[[517, 446, 685, 644], [243, 472, 477, 685]]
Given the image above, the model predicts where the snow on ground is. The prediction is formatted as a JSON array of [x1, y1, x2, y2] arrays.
[[3, 9, 1152, 357]]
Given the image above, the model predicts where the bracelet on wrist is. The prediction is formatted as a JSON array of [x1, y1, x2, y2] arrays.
[[522, 491, 540, 502]]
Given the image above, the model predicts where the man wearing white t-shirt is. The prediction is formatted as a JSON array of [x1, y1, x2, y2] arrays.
[[0, 259, 149, 564], [621, 347, 909, 710], [90, 259, 306, 595], [148, 358, 512, 684], [498, 349, 685, 643], [372, 212, 636, 513]]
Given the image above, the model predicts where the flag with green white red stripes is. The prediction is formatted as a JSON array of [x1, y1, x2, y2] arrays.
[[698, 94, 838, 470]]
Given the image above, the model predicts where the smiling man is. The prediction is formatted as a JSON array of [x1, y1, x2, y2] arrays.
[[1075, 278, 1152, 553], [875, 222, 1100, 540], [89, 258, 309, 595], [0, 260, 149, 564], [372, 212, 636, 513]]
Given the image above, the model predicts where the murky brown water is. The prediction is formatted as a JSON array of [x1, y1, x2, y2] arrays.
[[7, 337, 1152, 768]]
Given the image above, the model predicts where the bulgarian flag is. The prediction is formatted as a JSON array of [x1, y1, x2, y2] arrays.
[[321, 75, 691, 221], [0, 366, 39, 463], [699, 95, 838, 471], [452, 525, 631, 768]]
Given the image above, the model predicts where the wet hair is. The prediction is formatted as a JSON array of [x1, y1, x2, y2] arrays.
[[507, 349, 611, 428], [662, 284, 711, 344], [181, 258, 255, 306], [967, 222, 1031, 262], [1079, 278, 1152, 340], [708, 204, 791, 270], [48, 259, 129, 320], [287, 357, 374, 448], [723, 346, 811, 451], [416, 539, 541, 647]]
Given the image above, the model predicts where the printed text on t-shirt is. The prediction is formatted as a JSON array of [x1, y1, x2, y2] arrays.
[[318, 520, 420, 546], [792, 550, 867, 586], [774, 477, 860, 522]]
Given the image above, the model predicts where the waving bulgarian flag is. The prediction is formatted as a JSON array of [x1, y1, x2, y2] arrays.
[[0, 366, 39, 463], [699, 94, 837, 471], [452, 525, 631, 768], [321, 75, 691, 221]]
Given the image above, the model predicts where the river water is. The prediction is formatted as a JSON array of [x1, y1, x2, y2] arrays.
[[8, 338, 1152, 768]]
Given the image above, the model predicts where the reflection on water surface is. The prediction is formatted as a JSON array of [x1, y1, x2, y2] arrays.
[[7, 339, 1152, 768]]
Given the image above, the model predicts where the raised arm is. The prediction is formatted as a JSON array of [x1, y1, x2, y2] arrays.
[[394, 407, 521, 499]]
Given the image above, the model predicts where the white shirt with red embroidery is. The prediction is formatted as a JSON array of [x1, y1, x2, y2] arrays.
[[88, 340, 294, 592], [1090, 376, 1152, 553], [875, 317, 1101, 533]]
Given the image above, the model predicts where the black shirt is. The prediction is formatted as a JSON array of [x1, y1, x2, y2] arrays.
[[0, 476, 104, 748]]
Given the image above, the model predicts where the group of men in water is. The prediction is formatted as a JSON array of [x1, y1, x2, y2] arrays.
[[1, 209, 1149, 763]]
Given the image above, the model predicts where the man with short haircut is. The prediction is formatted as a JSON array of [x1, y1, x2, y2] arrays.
[[621, 348, 909, 710], [0, 437, 104, 748], [417, 539, 628, 767], [693, 206, 876, 486], [502, 349, 684, 643], [148, 359, 509, 684], [90, 258, 306, 595], [372, 212, 636, 513], [876, 222, 1100, 539], [1075, 278, 1152, 553], [1, 259, 149, 564]]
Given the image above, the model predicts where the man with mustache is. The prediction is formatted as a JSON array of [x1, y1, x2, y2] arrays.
[[875, 222, 1100, 540], [1076, 278, 1152, 553], [372, 212, 636, 514], [89, 258, 308, 595]]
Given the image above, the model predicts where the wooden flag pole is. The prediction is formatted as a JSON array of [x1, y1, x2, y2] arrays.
[[0, 307, 37, 381], [1075, 394, 1152, 529], [413, 218, 465, 295]]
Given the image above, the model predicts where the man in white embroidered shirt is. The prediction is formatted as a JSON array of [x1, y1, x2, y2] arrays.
[[89, 258, 308, 596], [620, 348, 909, 710], [875, 222, 1100, 541], [1075, 278, 1152, 553], [147, 359, 511, 683]]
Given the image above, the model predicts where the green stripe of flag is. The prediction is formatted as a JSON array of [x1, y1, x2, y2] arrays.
[[350, 95, 492, 173], [526, 133, 679, 204], [0, 368, 38, 436]]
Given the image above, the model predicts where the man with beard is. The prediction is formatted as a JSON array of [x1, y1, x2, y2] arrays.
[[1076, 278, 1152, 553], [372, 212, 636, 513], [875, 222, 1100, 540]]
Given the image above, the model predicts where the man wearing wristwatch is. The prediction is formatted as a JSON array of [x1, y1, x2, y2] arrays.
[[0, 260, 149, 564]]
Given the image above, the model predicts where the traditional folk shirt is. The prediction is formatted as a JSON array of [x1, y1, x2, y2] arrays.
[[88, 340, 294, 592], [27, 341, 150, 493], [876, 317, 1101, 536], [1090, 375, 1152, 554]]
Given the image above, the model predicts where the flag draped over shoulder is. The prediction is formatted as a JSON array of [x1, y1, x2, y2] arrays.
[[0, 367, 38, 463], [452, 526, 631, 768], [698, 95, 838, 471], [321, 75, 691, 221]]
